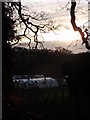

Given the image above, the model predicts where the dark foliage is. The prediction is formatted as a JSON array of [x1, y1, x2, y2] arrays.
[[11, 48, 71, 76], [2, 3, 16, 94], [11, 48, 90, 77]]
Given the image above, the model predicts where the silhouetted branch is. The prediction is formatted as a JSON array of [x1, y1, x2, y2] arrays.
[[70, 0, 90, 50], [56, 1, 70, 11], [5, 2, 62, 49], [67, 41, 73, 50], [14, 2, 45, 49], [14, 2, 58, 49]]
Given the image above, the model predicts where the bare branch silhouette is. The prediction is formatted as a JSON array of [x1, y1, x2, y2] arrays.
[[10, 2, 60, 49], [70, 0, 90, 50], [56, 1, 70, 11], [67, 41, 73, 50]]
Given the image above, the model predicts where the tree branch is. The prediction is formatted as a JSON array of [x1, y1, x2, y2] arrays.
[[70, 0, 90, 50]]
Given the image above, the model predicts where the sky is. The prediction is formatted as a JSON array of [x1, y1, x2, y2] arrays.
[[16, 0, 89, 53]]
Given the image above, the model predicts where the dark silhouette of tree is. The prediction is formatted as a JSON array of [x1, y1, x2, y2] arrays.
[[70, 0, 90, 50], [3, 2, 61, 49], [2, 2, 16, 94]]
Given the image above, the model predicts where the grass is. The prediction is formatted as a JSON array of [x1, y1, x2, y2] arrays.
[[3, 86, 71, 120]]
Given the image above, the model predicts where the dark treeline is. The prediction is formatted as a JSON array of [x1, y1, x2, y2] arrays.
[[11, 48, 90, 77]]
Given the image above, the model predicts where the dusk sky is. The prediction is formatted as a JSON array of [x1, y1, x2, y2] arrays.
[[15, 0, 90, 53]]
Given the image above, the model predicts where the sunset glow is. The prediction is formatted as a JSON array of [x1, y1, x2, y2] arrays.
[[37, 28, 81, 43], [59, 29, 81, 42]]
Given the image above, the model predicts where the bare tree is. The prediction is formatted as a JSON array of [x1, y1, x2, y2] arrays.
[[7, 2, 59, 49]]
